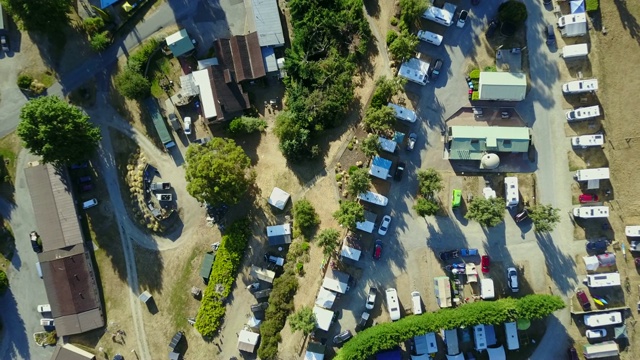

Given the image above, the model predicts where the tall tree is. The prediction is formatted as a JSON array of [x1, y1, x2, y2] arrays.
[[185, 138, 254, 206], [347, 168, 371, 197], [17, 96, 102, 165], [363, 106, 396, 134], [316, 228, 341, 257], [528, 204, 560, 232], [399, 0, 429, 29], [371, 76, 406, 109], [288, 306, 317, 336], [293, 199, 319, 236], [465, 197, 505, 227], [388, 30, 419, 62], [360, 134, 382, 158], [417, 169, 444, 197], [1, 0, 71, 31], [333, 200, 365, 229]]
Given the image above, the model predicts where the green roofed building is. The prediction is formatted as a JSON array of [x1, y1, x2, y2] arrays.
[[447, 126, 530, 161], [478, 72, 527, 101], [166, 29, 195, 58], [200, 253, 215, 283]]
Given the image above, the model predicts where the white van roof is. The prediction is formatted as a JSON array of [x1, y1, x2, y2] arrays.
[[480, 278, 495, 299], [357, 191, 389, 206], [562, 43, 589, 58], [473, 324, 487, 351], [504, 322, 519, 350]]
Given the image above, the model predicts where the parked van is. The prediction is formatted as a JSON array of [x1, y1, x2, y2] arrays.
[[36, 262, 43, 279], [388, 103, 417, 123], [584, 312, 623, 327], [566, 105, 601, 121], [473, 324, 487, 351], [585, 273, 621, 288], [573, 206, 609, 219], [357, 191, 389, 207], [562, 79, 598, 94], [411, 291, 423, 315], [571, 134, 604, 148], [82, 198, 99, 209], [504, 322, 520, 350], [575, 168, 610, 181], [583, 341, 619, 359], [422, 3, 456, 26], [480, 278, 495, 300], [386, 288, 401, 321], [417, 30, 443, 46], [562, 43, 589, 59], [504, 177, 519, 208]]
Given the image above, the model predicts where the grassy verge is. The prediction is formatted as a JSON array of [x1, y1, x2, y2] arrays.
[[168, 247, 199, 329], [0, 219, 15, 271], [0, 132, 20, 203]]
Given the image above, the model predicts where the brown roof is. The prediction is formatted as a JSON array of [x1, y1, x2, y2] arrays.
[[25, 164, 85, 251], [215, 32, 266, 82], [41, 246, 104, 336], [51, 343, 96, 360], [208, 66, 250, 121]]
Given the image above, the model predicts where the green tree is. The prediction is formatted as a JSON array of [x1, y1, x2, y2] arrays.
[[498, 0, 528, 27], [0, 269, 8, 295], [293, 199, 319, 233], [83, 16, 104, 35], [16, 74, 33, 89], [417, 168, 443, 197], [465, 197, 505, 227], [90, 31, 110, 52], [528, 204, 560, 232], [399, 0, 429, 29], [388, 30, 419, 62], [363, 106, 396, 134], [347, 168, 371, 197], [360, 134, 382, 158], [115, 68, 151, 100], [516, 294, 566, 320], [185, 138, 254, 206], [288, 306, 317, 336], [371, 76, 405, 109], [1, 0, 71, 31], [333, 200, 365, 229], [414, 198, 439, 216], [228, 116, 267, 136], [316, 228, 341, 257], [17, 96, 102, 165]]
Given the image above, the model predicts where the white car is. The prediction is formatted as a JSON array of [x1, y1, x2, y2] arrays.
[[40, 318, 55, 327], [378, 215, 391, 236], [586, 328, 607, 339], [457, 10, 468, 28], [37, 304, 51, 314], [507, 267, 519, 293], [183, 116, 192, 135], [365, 287, 377, 310], [82, 198, 98, 209]]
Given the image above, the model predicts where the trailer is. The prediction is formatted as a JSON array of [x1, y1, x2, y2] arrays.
[[571, 134, 604, 148], [562, 79, 598, 94], [575, 168, 610, 181], [573, 206, 609, 219], [584, 312, 622, 327], [566, 106, 600, 121], [585, 273, 621, 288], [562, 43, 589, 59], [150, 182, 171, 191]]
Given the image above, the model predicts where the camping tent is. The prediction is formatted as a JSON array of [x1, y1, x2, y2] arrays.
[[583, 256, 599, 271], [237, 330, 260, 353], [322, 269, 350, 294], [313, 306, 334, 331], [571, 0, 585, 13], [267, 187, 291, 210], [315, 287, 337, 309]]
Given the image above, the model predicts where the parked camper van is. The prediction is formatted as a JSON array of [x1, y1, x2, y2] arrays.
[[411, 291, 423, 315], [562, 79, 598, 94], [417, 30, 443, 46], [583, 341, 619, 359], [558, 13, 588, 37], [626, 226, 640, 237], [480, 278, 495, 300], [566, 105, 601, 121], [571, 134, 604, 148], [504, 322, 520, 350], [386, 288, 401, 321], [504, 177, 519, 208], [422, 3, 456, 26], [357, 191, 389, 206], [585, 273, 621, 288], [584, 312, 622, 327], [388, 103, 417, 123], [573, 206, 609, 219], [575, 168, 610, 181], [473, 324, 487, 351], [562, 43, 589, 59]]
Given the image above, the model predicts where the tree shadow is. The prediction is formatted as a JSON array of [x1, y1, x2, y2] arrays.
[[0, 289, 30, 359], [535, 232, 578, 295]]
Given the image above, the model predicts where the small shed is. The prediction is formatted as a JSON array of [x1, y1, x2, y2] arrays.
[[315, 287, 337, 309], [369, 156, 392, 180], [251, 266, 276, 283], [199, 253, 215, 283], [237, 330, 260, 353], [267, 187, 291, 210], [313, 306, 334, 331], [478, 72, 527, 101], [166, 29, 195, 58], [266, 223, 292, 246], [322, 269, 350, 294]]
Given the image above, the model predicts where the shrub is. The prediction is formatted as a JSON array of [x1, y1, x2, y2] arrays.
[[115, 68, 151, 100], [387, 30, 419, 62], [386, 30, 398, 46], [469, 69, 480, 80], [390, 17, 399, 26], [586, 0, 598, 11], [483, 65, 497, 72], [228, 116, 267, 136], [293, 199, 319, 233], [465, 197, 505, 227], [83, 17, 104, 35], [471, 91, 480, 101], [90, 31, 111, 52], [498, 0, 528, 27], [194, 219, 250, 337], [258, 272, 299, 359], [17, 74, 33, 89], [127, 39, 159, 73], [371, 76, 405, 109], [414, 198, 439, 216], [0, 269, 8, 294]]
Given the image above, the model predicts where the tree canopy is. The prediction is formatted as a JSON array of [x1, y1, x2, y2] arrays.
[[360, 134, 382, 158], [363, 106, 396, 134], [333, 200, 365, 229], [387, 30, 419, 62], [288, 306, 317, 336], [414, 198, 439, 216], [185, 138, 254, 206], [417, 169, 443, 197], [465, 197, 506, 227], [115, 68, 151, 100], [1, 0, 71, 31], [529, 204, 561, 232], [399, 0, 429, 30], [370, 76, 405, 109], [17, 96, 102, 165], [347, 168, 371, 197], [293, 199, 319, 235], [498, 0, 528, 27], [316, 228, 341, 257]]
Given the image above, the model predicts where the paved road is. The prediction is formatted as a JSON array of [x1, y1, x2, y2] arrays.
[[0, 151, 55, 360]]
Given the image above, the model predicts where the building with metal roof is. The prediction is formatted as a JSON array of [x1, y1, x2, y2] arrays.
[[478, 72, 527, 101], [166, 29, 195, 58], [251, 0, 285, 47], [51, 343, 96, 360], [214, 32, 266, 82], [447, 126, 531, 160]]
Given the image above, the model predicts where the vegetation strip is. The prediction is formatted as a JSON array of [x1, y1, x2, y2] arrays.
[[336, 294, 565, 360]]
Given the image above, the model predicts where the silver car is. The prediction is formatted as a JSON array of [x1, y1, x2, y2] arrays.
[[507, 267, 519, 292], [407, 133, 417, 151]]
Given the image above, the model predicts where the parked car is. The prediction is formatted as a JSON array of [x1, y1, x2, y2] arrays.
[[460, 248, 478, 257], [70, 162, 89, 170], [394, 162, 405, 181], [546, 24, 556, 45], [439, 250, 459, 261], [194, 137, 211, 145], [586, 239, 609, 253], [406, 133, 417, 151], [486, 20, 499, 38], [80, 184, 94, 193], [514, 209, 529, 223], [82, 198, 98, 210], [79, 176, 92, 184], [428, 59, 443, 80], [168, 113, 181, 131], [183, 117, 192, 135], [507, 267, 519, 292], [373, 240, 383, 260], [365, 287, 377, 310], [333, 330, 353, 346], [40, 318, 55, 327], [37, 304, 51, 314], [586, 328, 607, 339], [358, 311, 370, 329], [1, 35, 9, 52], [568, 346, 579, 360], [30, 231, 42, 253], [457, 10, 468, 28], [378, 215, 391, 236], [576, 289, 592, 311], [579, 194, 599, 203], [481, 255, 490, 273]]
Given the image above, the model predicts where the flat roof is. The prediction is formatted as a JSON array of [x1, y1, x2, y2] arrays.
[[166, 29, 194, 57], [25, 164, 85, 251], [191, 69, 218, 119], [479, 72, 527, 101], [448, 126, 530, 160], [51, 343, 96, 360], [251, 0, 285, 47]]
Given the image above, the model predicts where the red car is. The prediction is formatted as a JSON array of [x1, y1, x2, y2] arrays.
[[373, 240, 383, 260], [481, 255, 490, 273], [579, 194, 599, 203]]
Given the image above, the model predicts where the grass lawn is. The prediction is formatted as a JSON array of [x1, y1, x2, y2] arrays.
[[0, 219, 15, 271], [149, 55, 181, 99], [168, 247, 199, 329], [0, 132, 21, 203]]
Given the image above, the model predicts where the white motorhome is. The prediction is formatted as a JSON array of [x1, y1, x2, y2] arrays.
[[398, 58, 430, 85], [583, 341, 620, 359], [626, 226, 640, 237], [585, 273, 621, 288], [584, 312, 622, 327], [558, 13, 588, 37], [411, 291, 423, 315], [571, 134, 604, 148], [575, 168, 610, 181], [480, 278, 495, 300], [386, 288, 401, 321], [562, 43, 589, 59], [422, 3, 456, 26], [357, 191, 389, 206], [356, 211, 377, 233], [562, 79, 598, 94], [566, 105, 601, 121], [388, 103, 417, 123], [504, 322, 520, 351], [473, 324, 487, 351], [417, 30, 443, 46], [573, 206, 609, 219], [504, 177, 519, 208]]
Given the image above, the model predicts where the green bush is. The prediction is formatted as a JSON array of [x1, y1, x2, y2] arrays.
[[228, 116, 267, 136], [471, 91, 480, 101], [469, 69, 480, 80], [90, 31, 111, 52], [115, 68, 151, 100], [83, 17, 104, 35], [386, 30, 398, 46], [292, 199, 319, 233], [483, 65, 497, 72], [586, 0, 598, 11], [390, 17, 399, 26], [194, 219, 250, 337], [414, 198, 439, 216], [127, 39, 159, 73], [258, 272, 299, 359], [0, 269, 8, 294], [17, 74, 33, 89], [498, 0, 528, 27]]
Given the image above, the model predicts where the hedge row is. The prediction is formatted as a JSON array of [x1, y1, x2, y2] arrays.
[[194, 219, 251, 337], [336, 294, 565, 360]]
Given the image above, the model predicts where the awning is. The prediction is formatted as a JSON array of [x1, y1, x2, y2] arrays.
[[571, 0, 585, 13], [341, 245, 361, 261], [315, 288, 337, 309], [313, 306, 334, 331], [237, 330, 260, 353], [267, 187, 291, 210], [379, 137, 397, 153]]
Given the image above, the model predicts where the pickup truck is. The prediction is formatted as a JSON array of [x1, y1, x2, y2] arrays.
[[150, 182, 171, 191]]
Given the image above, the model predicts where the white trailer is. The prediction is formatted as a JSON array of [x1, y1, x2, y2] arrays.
[[422, 3, 456, 26], [583, 341, 620, 359], [562, 43, 589, 59], [504, 322, 520, 351], [585, 273, 621, 288], [417, 30, 443, 46], [571, 134, 604, 148], [626, 226, 640, 237], [388, 103, 417, 123], [480, 278, 495, 300], [473, 324, 487, 351], [504, 177, 519, 208], [558, 13, 587, 37], [357, 191, 389, 207], [566, 105, 600, 121], [575, 168, 610, 181], [573, 206, 609, 218], [562, 79, 598, 94], [398, 58, 430, 85], [584, 312, 622, 327]]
